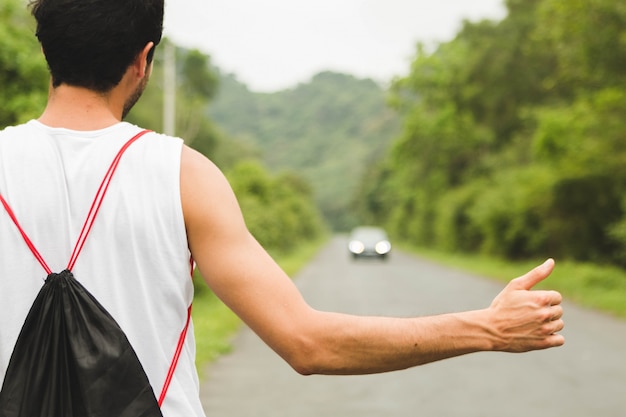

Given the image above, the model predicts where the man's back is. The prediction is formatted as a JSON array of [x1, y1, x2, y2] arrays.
[[0, 120, 206, 416]]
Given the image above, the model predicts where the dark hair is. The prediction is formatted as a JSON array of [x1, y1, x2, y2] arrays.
[[29, 0, 164, 93]]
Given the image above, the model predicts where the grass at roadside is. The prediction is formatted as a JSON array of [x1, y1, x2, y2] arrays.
[[192, 235, 329, 377], [401, 244, 626, 320]]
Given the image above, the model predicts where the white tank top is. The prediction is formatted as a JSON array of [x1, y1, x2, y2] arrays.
[[0, 120, 206, 417]]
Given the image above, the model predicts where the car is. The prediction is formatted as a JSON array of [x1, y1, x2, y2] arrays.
[[348, 226, 391, 260]]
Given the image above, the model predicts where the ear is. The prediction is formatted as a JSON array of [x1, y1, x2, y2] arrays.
[[132, 42, 155, 78]]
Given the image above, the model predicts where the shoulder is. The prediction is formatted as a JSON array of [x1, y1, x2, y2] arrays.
[[179, 145, 248, 250], [121, 125, 183, 149], [179, 145, 235, 212], [0, 121, 39, 140], [117, 126, 184, 168], [180, 145, 225, 186]]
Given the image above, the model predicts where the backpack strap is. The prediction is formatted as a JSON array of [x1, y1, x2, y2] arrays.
[[0, 129, 151, 273], [0, 194, 52, 274], [67, 129, 151, 270], [158, 303, 192, 407]]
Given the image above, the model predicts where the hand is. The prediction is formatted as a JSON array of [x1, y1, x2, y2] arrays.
[[487, 259, 565, 352]]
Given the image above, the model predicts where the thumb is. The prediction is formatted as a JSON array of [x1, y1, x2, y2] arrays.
[[508, 258, 555, 291]]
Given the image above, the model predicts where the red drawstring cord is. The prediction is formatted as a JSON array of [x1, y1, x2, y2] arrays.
[[158, 304, 192, 407], [158, 257, 195, 407], [0, 130, 150, 275], [67, 129, 151, 271], [0, 193, 52, 275]]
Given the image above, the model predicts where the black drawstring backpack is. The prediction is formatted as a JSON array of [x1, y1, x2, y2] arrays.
[[0, 130, 191, 417]]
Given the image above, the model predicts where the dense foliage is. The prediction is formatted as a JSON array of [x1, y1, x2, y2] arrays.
[[0, 0, 48, 126], [209, 71, 400, 230], [226, 160, 326, 252], [356, 0, 626, 266]]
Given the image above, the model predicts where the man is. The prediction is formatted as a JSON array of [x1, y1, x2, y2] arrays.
[[0, 0, 564, 416]]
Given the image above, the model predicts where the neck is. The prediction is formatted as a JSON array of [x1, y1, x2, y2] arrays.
[[38, 84, 124, 131]]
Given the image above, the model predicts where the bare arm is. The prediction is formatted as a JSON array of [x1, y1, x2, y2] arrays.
[[180, 146, 564, 376]]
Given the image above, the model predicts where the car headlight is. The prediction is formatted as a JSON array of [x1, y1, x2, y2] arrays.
[[375, 240, 391, 255], [349, 240, 365, 254]]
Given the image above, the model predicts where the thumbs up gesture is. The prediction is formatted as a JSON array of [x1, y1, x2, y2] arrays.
[[487, 259, 565, 352]]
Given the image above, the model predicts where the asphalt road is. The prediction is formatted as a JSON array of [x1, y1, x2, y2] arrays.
[[200, 236, 626, 416]]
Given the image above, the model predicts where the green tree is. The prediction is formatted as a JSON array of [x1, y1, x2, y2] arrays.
[[534, 0, 626, 93], [528, 88, 626, 261], [361, 0, 626, 269], [0, 0, 48, 127]]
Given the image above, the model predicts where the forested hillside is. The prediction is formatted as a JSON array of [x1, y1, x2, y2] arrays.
[[208, 71, 400, 230], [355, 0, 626, 267]]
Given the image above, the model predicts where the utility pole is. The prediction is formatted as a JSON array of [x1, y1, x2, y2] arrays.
[[163, 40, 176, 136]]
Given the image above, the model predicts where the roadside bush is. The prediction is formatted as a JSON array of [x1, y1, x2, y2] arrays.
[[226, 160, 326, 253], [605, 196, 626, 267], [434, 182, 484, 253], [466, 167, 554, 259]]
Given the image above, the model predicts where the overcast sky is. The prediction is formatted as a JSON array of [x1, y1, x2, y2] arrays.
[[163, 0, 506, 92]]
